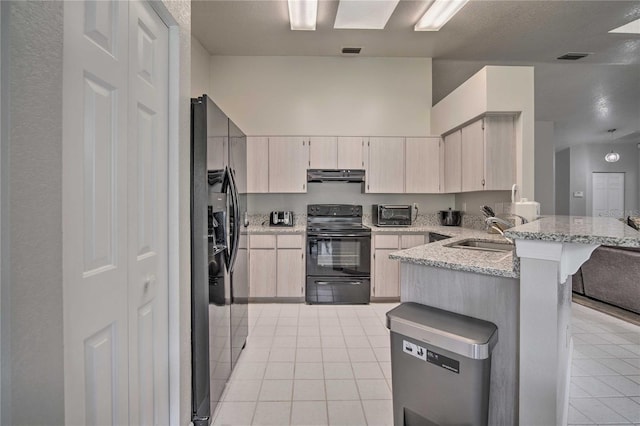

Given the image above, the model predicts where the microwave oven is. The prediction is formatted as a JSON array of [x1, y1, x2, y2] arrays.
[[372, 205, 412, 227]]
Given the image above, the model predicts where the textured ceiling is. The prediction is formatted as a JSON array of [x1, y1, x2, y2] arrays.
[[192, 0, 640, 149]]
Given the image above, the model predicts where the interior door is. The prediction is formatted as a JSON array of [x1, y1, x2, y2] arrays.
[[62, 1, 130, 424], [127, 1, 170, 424], [63, 1, 170, 424], [592, 172, 625, 218]]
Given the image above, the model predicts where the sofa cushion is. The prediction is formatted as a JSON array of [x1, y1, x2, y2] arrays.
[[581, 246, 640, 314], [572, 269, 584, 294]]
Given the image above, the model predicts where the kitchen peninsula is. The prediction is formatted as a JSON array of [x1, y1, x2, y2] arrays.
[[390, 216, 640, 426]]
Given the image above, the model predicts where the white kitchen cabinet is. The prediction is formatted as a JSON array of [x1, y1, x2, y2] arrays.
[[269, 136, 309, 193], [337, 137, 365, 169], [249, 234, 277, 298], [371, 234, 427, 299], [443, 130, 462, 193], [248, 233, 305, 300], [247, 136, 269, 193], [276, 234, 305, 298], [308, 136, 338, 169], [461, 119, 485, 192], [366, 137, 405, 193], [460, 115, 516, 192], [405, 137, 441, 193], [484, 115, 516, 190]]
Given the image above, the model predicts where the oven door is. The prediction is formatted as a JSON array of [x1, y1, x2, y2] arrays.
[[306, 233, 371, 277]]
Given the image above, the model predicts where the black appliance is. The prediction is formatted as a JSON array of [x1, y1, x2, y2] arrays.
[[270, 211, 294, 227], [191, 94, 248, 426], [306, 204, 371, 304], [372, 204, 412, 227]]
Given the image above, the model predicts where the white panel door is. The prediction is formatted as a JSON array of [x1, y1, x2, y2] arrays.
[[309, 136, 338, 169], [592, 172, 625, 218], [367, 137, 405, 193], [128, 1, 169, 425], [405, 137, 441, 193], [63, 1, 130, 424]]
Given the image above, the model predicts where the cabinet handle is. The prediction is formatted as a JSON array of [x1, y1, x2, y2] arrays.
[[303, 183, 306, 190], [481, 178, 485, 186]]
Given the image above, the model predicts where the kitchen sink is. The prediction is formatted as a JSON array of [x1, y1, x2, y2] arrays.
[[445, 239, 515, 253]]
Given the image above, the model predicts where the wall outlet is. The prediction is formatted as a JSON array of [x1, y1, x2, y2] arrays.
[[462, 202, 467, 212], [413, 202, 419, 211]]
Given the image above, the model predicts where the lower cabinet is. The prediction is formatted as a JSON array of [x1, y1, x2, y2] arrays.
[[249, 233, 305, 299], [372, 234, 427, 299]]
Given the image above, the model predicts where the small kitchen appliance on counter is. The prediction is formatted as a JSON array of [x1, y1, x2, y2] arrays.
[[270, 211, 294, 227], [438, 208, 462, 226], [372, 204, 412, 227]]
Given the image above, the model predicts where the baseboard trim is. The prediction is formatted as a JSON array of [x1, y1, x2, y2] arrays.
[[572, 293, 640, 326]]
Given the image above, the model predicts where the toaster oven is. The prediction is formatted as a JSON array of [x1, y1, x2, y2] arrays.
[[372, 204, 412, 227]]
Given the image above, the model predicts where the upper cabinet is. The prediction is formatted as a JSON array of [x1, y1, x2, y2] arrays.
[[308, 137, 338, 169], [443, 130, 462, 193], [483, 115, 516, 190], [246, 136, 269, 193], [366, 137, 405, 193], [405, 137, 441, 194], [444, 114, 516, 193], [268, 136, 309, 193], [337, 137, 365, 170]]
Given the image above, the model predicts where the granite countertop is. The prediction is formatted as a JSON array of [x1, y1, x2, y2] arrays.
[[243, 223, 306, 234], [387, 226, 520, 278], [504, 215, 640, 248]]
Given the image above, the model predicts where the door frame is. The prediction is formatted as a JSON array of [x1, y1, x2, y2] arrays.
[[145, 2, 183, 424], [591, 171, 625, 218]]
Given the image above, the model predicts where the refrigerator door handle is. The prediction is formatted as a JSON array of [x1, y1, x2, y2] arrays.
[[228, 168, 241, 273]]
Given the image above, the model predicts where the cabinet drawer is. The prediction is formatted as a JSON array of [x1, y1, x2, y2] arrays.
[[374, 234, 399, 249], [277, 234, 303, 249], [249, 234, 276, 249], [400, 235, 426, 249]]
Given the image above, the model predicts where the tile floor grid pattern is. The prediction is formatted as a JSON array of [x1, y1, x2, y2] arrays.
[[212, 302, 640, 426], [569, 303, 640, 426]]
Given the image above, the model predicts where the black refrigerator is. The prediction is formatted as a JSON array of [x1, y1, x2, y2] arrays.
[[191, 95, 249, 426]]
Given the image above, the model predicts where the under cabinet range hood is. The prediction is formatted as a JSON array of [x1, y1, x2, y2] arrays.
[[307, 169, 365, 183]]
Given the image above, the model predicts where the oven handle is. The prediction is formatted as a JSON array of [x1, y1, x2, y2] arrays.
[[307, 233, 370, 238], [315, 281, 363, 286]]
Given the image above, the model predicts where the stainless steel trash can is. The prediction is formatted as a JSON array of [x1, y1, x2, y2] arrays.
[[386, 302, 498, 426]]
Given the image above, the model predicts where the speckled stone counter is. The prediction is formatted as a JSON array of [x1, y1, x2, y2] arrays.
[[383, 225, 519, 278], [243, 214, 306, 234], [504, 215, 640, 247]]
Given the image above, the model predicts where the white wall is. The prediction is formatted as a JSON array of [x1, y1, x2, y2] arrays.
[[209, 56, 433, 136], [4, 3, 65, 424], [569, 141, 639, 217], [191, 36, 210, 98], [535, 121, 555, 215]]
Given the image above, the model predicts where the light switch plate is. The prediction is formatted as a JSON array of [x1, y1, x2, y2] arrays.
[[573, 191, 584, 198]]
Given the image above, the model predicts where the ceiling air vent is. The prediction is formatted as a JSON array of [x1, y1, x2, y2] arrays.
[[341, 47, 362, 55], [556, 52, 590, 61]]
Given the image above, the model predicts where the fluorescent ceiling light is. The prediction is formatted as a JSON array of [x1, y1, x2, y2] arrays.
[[415, 0, 469, 31], [334, 0, 400, 30], [288, 0, 318, 31], [609, 18, 640, 34]]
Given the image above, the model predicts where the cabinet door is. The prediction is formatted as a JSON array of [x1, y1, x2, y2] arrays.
[[405, 137, 441, 193], [269, 136, 309, 193], [400, 235, 426, 249], [277, 248, 304, 297], [373, 249, 400, 298], [484, 115, 515, 190], [337, 137, 365, 169], [249, 249, 277, 297], [247, 137, 269, 193], [461, 119, 485, 192], [367, 137, 405, 193], [309, 136, 337, 169], [443, 130, 462, 193]]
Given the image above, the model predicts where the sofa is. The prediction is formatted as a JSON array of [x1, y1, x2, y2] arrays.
[[572, 245, 640, 314]]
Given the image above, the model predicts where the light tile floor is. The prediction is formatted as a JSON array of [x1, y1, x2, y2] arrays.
[[212, 302, 640, 426]]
